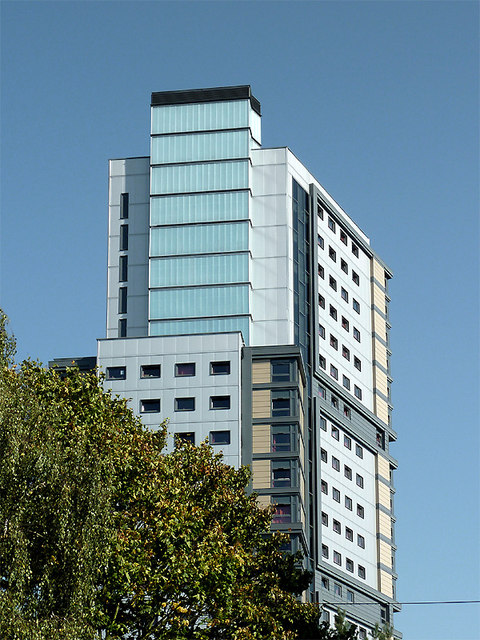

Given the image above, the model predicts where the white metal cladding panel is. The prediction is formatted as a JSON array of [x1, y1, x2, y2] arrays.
[[249, 109, 262, 145], [150, 253, 249, 288], [150, 221, 249, 256], [151, 160, 249, 195], [151, 100, 249, 135], [149, 317, 250, 343], [150, 191, 249, 226], [149, 285, 249, 320], [151, 130, 250, 165]]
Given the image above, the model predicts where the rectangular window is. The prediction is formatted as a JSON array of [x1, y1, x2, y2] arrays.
[[118, 287, 127, 314], [319, 354, 326, 370], [175, 397, 195, 412], [342, 375, 350, 390], [333, 519, 341, 534], [120, 224, 128, 251], [342, 345, 350, 361], [354, 385, 363, 400], [120, 192, 129, 219], [343, 405, 351, 419], [272, 500, 292, 524], [359, 629, 367, 640], [353, 327, 361, 342], [332, 456, 340, 471], [319, 387, 326, 400], [330, 364, 338, 380], [331, 395, 339, 409], [332, 488, 340, 503], [341, 287, 349, 302], [318, 264, 325, 278], [175, 362, 196, 377], [356, 444, 364, 458], [354, 356, 362, 371], [317, 200, 324, 219], [329, 305, 337, 321], [342, 316, 349, 331], [331, 425, 339, 440], [352, 243, 359, 258], [140, 399, 160, 413], [346, 558, 354, 573], [356, 474, 364, 488], [328, 217, 336, 233], [175, 432, 195, 445], [330, 334, 338, 350], [119, 255, 128, 282], [209, 430, 231, 445], [140, 364, 161, 378], [318, 234, 324, 249], [345, 495, 353, 510], [210, 361, 231, 375], [344, 465, 352, 480], [357, 504, 365, 518], [321, 576, 329, 590], [321, 448, 328, 462], [319, 324, 326, 339], [377, 430, 385, 449], [344, 434, 351, 449], [352, 271, 360, 285], [357, 534, 365, 548], [353, 299, 360, 313], [358, 565, 366, 579], [329, 246, 337, 262], [345, 527, 353, 541], [106, 366, 126, 380], [341, 258, 348, 273], [319, 294, 325, 309], [272, 360, 291, 382], [321, 480, 328, 495], [272, 425, 293, 452], [322, 544, 329, 559], [210, 395, 231, 410], [334, 583, 342, 597], [272, 397, 290, 416], [322, 512, 328, 526], [320, 416, 327, 431], [322, 611, 330, 624], [333, 551, 341, 565], [118, 318, 127, 337], [340, 230, 347, 245], [347, 589, 354, 603], [329, 276, 337, 291]]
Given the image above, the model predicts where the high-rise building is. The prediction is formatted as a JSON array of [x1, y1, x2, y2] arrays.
[[64, 85, 400, 635]]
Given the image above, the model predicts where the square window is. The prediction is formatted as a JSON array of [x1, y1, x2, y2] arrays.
[[334, 583, 342, 597], [175, 362, 195, 377], [333, 519, 341, 534], [329, 276, 337, 291], [272, 361, 291, 382], [342, 345, 350, 361], [210, 361, 231, 375], [209, 430, 231, 445], [272, 501, 292, 524], [345, 527, 353, 541], [343, 405, 351, 419], [332, 456, 340, 471], [321, 448, 328, 463], [321, 576, 329, 589], [319, 355, 326, 370], [321, 480, 328, 495], [357, 534, 365, 549], [140, 364, 161, 378], [175, 397, 195, 412], [140, 399, 160, 413], [272, 466, 292, 488], [318, 264, 325, 278], [342, 316, 349, 331], [328, 217, 336, 233], [329, 246, 336, 262], [322, 511, 328, 526], [320, 416, 327, 431], [341, 258, 348, 273], [330, 364, 338, 380], [343, 375, 350, 390], [331, 425, 339, 440], [106, 366, 126, 380], [352, 271, 360, 285], [347, 589, 354, 603], [272, 426, 292, 452], [340, 230, 347, 245], [330, 334, 338, 350], [346, 558, 354, 573], [356, 443, 364, 458], [345, 495, 353, 510], [357, 504, 365, 518], [329, 305, 337, 321], [318, 234, 324, 249], [333, 488, 340, 503], [331, 395, 339, 409], [175, 432, 195, 445], [353, 299, 360, 314], [319, 324, 326, 339], [354, 385, 363, 400], [344, 434, 352, 449], [344, 465, 352, 480], [358, 565, 366, 579], [353, 327, 361, 342], [210, 395, 231, 410], [319, 294, 326, 309], [341, 287, 349, 302], [352, 244, 359, 258], [354, 356, 362, 371], [333, 551, 341, 565], [272, 397, 290, 416], [356, 474, 364, 488], [322, 544, 329, 558]]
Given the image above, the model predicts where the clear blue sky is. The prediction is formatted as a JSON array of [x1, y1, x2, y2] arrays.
[[1, 1, 479, 638]]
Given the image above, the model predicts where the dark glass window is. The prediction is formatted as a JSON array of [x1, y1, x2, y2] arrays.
[[341, 287, 349, 302], [354, 356, 362, 370], [272, 426, 294, 452], [119, 255, 128, 282], [319, 355, 326, 370], [328, 217, 336, 233], [272, 500, 292, 524], [329, 276, 337, 291], [175, 432, 195, 445], [120, 192, 129, 219], [106, 366, 126, 380], [210, 361, 231, 375], [356, 444, 364, 458], [118, 287, 127, 314], [353, 299, 360, 313], [175, 397, 195, 412], [209, 430, 231, 445], [329, 246, 336, 262], [346, 558, 354, 573], [140, 364, 161, 378], [354, 385, 363, 400], [319, 324, 325, 339], [210, 395, 230, 410], [340, 230, 348, 245], [175, 362, 195, 377], [317, 234, 324, 249], [140, 399, 160, 413], [272, 360, 291, 382], [352, 244, 359, 258], [329, 305, 337, 321], [120, 224, 128, 251], [342, 345, 350, 360], [321, 448, 328, 462], [272, 464, 292, 488], [118, 318, 127, 337], [318, 294, 325, 309], [346, 527, 353, 541]]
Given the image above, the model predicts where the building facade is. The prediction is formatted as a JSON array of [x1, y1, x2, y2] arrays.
[[88, 86, 399, 636]]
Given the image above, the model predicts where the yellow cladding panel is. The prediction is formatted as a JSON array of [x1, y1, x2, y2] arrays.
[[253, 424, 270, 454], [373, 310, 387, 338], [374, 394, 389, 423], [376, 455, 390, 481], [378, 482, 390, 509], [373, 259, 385, 284], [252, 459, 271, 489], [378, 510, 391, 538], [373, 340, 388, 368], [252, 361, 271, 384], [256, 494, 271, 508], [252, 389, 271, 419], [379, 570, 394, 598], [373, 285, 386, 311], [374, 367, 388, 396], [379, 540, 392, 568]]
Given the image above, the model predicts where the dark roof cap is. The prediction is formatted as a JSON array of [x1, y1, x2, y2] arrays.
[[151, 85, 261, 115]]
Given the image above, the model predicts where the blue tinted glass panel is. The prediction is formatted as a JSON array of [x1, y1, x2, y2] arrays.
[[150, 191, 249, 226], [150, 222, 248, 256], [151, 100, 249, 134], [151, 160, 248, 195], [149, 285, 249, 320], [150, 316, 250, 342], [150, 253, 248, 287], [151, 130, 249, 165]]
